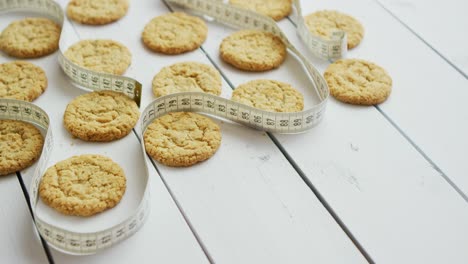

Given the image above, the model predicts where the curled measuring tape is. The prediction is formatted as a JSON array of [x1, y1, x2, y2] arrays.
[[0, 99, 151, 255], [292, 0, 348, 61], [138, 0, 330, 133], [0, 0, 142, 106]]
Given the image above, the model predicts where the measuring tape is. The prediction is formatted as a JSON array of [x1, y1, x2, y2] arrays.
[[138, 0, 334, 133], [1, 0, 336, 135], [0, 0, 338, 255], [0, 99, 151, 255]]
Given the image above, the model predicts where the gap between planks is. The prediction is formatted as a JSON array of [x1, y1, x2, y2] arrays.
[[131, 130, 215, 264], [15, 172, 55, 264], [16, 0, 463, 262], [198, 40, 376, 264], [12, 10, 213, 264], [15, 1, 466, 263], [287, 5, 468, 204], [161, 0, 375, 262], [374, 0, 467, 80]]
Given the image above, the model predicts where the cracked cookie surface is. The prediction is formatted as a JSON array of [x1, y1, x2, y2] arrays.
[[152, 62, 222, 97], [39, 154, 126, 217], [0, 18, 60, 58], [324, 59, 392, 105], [0, 61, 47, 101], [229, 0, 292, 21], [64, 39, 131, 75], [232, 79, 304, 112], [144, 112, 221, 167], [63, 91, 140, 142], [67, 0, 129, 25], [220, 30, 286, 72], [142, 12, 207, 54], [0, 120, 44, 176]]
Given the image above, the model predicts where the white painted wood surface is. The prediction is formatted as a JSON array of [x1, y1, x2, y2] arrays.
[[285, 0, 468, 262], [378, 0, 468, 76], [0, 175, 49, 263], [372, 0, 468, 196], [298, 0, 468, 197], [64, 0, 367, 263], [196, 0, 468, 262], [0, 0, 467, 263]]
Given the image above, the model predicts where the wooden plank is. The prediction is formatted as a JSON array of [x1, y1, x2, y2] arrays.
[[195, 0, 468, 262], [0, 175, 49, 263], [372, 0, 468, 196], [288, 0, 468, 262], [64, 0, 369, 263], [377, 0, 468, 76]]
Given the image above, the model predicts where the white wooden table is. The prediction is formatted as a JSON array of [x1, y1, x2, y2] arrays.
[[1, 0, 467, 263]]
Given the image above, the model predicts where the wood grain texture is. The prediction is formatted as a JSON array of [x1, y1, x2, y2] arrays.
[[196, 0, 468, 262], [374, 0, 468, 196], [378, 0, 468, 76], [292, 0, 468, 196]]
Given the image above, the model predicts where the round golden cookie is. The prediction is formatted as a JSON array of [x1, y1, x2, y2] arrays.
[[152, 62, 222, 98], [39, 154, 126, 217], [229, 0, 292, 21], [142, 12, 207, 55], [67, 0, 129, 25], [64, 39, 131, 75], [0, 18, 61, 58], [144, 112, 221, 167], [324, 59, 392, 105], [63, 91, 140, 142], [232, 79, 304, 112], [304, 10, 364, 49], [0, 61, 47, 102], [0, 120, 44, 176], [220, 30, 286, 72]]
